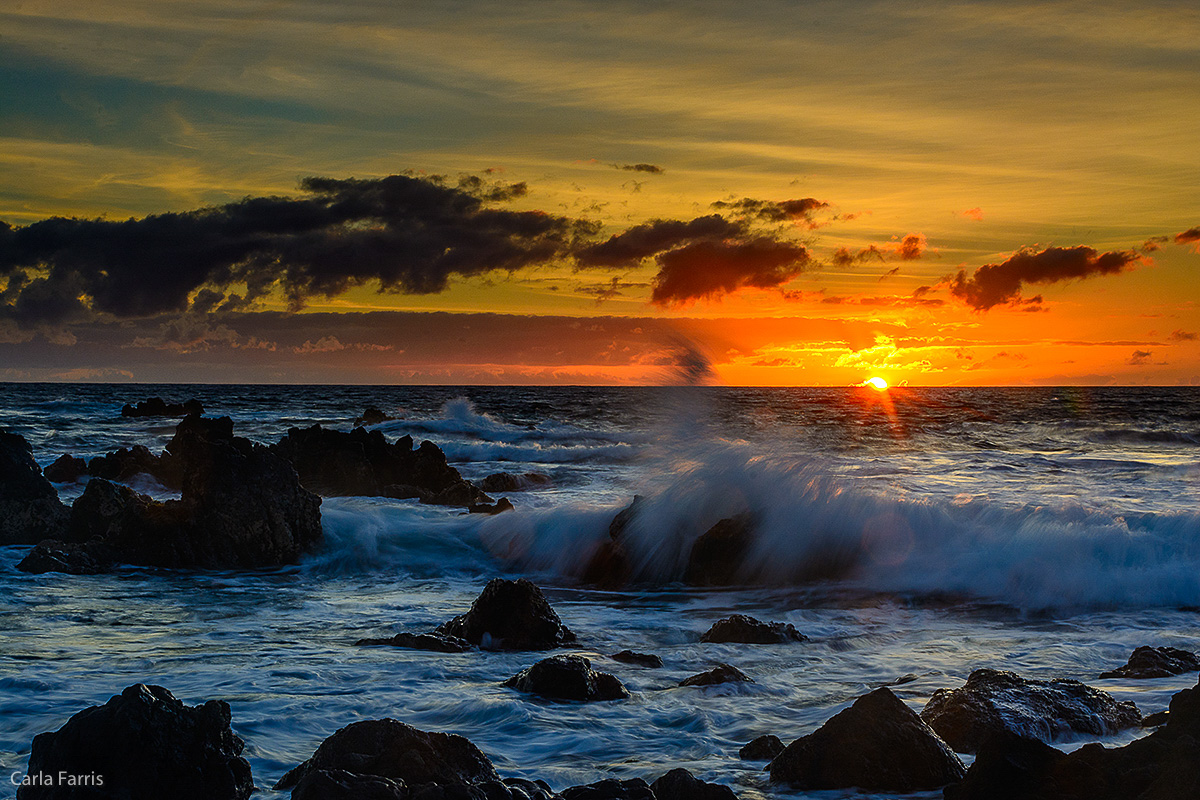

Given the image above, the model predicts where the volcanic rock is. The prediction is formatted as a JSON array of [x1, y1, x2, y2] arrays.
[[292, 768, 408, 800], [17, 683, 252, 800], [699, 614, 807, 644], [651, 768, 738, 800], [121, 397, 204, 417], [611, 650, 663, 668], [560, 778, 655, 800], [0, 429, 69, 545], [503, 655, 630, 702], [679, 663, 754, 687], [423, 480, 493, 507], [435, 578, 576, 650], [468, 497, 515, 515], [738, 734, 785, 761], [684, 513, 754, 586], [920, 668, 1142, 754], [478, 472, 553, 493], [42, 454, 88, 483], [1100, 645, 1200, 680], [354, 632, 472, 653], [769, 687, 965, 791], [17, 539, 116, 575], [275, 719, 500, 792], [87, 444, 180, 488], [354, 407, 395, 426], [580, 496, 643, 587]]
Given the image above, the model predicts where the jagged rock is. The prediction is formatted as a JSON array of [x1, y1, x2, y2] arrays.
[[1100, 646, 1200, 679], [607, 495, 644, 540], [920, 668, 1142, 754], [17, 683, 251, 800], [1143, 710, 1170, 727], [42, 454, 88, 483], [560, 778, 654, 800], [121, 397, 204, 417], [468, 497, 514, 515], [942, 732, 1070, 800], [739, 734, 784, 761], [679, 663, 754, 687], [88, 444, 180, 488], [435, 578, 576, 650], [650, 768, 738, 800], [684, 513, 753, 586], [63, 478, 157, 545], [769, 687, 965, 791], [17, 539, 116, 575], [581, 497, 644, 587], [478, 472, 552, 493], [0, 430, 69, 545], [354, 407, 395, 426], [292, 768, 408, 800], [271, 425, 478, 503], [611, 650, 663, 668], [503, 655, 629, 701], [354, 632, 472, 653], [699, 614, 807, 644], [275, 719, 500, 792]]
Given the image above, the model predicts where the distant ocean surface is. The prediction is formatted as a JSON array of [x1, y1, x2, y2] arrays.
[[2, 383, 1199, 798]]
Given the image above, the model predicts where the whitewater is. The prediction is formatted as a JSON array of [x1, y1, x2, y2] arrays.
[[2, 384, 1199, 798]]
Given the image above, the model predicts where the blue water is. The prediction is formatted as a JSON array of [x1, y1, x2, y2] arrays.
[[1, 384, 1199, 798]]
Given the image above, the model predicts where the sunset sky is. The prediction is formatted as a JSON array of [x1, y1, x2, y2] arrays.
[[1, 0, 1197, 385]]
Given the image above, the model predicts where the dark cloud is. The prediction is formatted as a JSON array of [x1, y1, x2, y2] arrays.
[[0, 173, 596, 325], [649, 238, 811, 305], [710, 197, 829, 227], [1127, 350, 1153, 365], [878, 267, 900, 280], [1141, 235, 1168, 253], [830, 245, 886, 266], [615, 163, 665, 174], [574, 215, 746, 269], [1169, 329, 1197, 342], [1175, 227, 1200, 244], [896, 233, 926, 260], [947, 246, 1143, 311]]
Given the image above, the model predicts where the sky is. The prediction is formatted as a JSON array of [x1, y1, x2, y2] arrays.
[[1, 0, 1198, 385]]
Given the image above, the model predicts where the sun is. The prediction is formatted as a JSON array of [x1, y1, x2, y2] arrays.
[[866, 376, 889, 391]]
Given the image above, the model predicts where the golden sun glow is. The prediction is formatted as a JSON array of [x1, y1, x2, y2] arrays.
[[866, 376, 889, 391]]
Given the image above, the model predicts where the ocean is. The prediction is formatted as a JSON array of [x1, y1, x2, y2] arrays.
[[2, 383, 1199, 798]]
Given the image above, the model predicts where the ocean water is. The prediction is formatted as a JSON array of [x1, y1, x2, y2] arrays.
[[2, 384, 1199, 798]]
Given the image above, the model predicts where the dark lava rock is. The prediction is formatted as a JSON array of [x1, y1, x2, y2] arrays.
[[478, 472, 553, 493], [88, 444, 180, 488], [42, 454, 88, 483], [354, 407, 396, 426], [435, 578, 576, 650], [769, 687, 965, 792], [942, 732, 1070, 800], [684, 513, 753, 586], [679, 663, 754, 687], [1142, 709, 1170, 727], [607, 495, 644, 540], [699, 614, 807, 644], [17, 539, 116, 575], [651, 768, 738, 800], [63, 478, 157, 545], [560, 778, 655, 800], [1100, 645, 1200, 680], [738, 734, 785, 761], [293, 768, 408, 800], [275, 718, 500, 792], [580, 496, 643, 588], [611, 650, 663, 668], [354, 632, 473, 653], [17, 683, 251, 800], [920, 668, 1142, 754], [0, 429, 69, 545], [271, 425, 486, 505], [468, 497, 515, 515], [121, 397, 204, 417], [503, 655, 630, 702]]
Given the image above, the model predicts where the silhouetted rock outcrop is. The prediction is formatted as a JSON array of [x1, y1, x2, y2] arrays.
[[271, 424, 489, 506], [920, 668, 1142, 754], [739, 734, 784, 761], [478, 472, 553, 493], [651, 768, 738, 800], [1100, 645, 1200, 679], [354, 407, 395, 426], [684, 513, 753, 586], [581, 496, 642, 587], [17, 683, 252, 800], [0, 430, 69, 545], [679, 663, 754, 687], [503, 655, 630, 701], [560, 778, 654, 800], [42, 454, 87, 483], [468, 497, 514, 515], [17, 539, 116, 575], [87, 444, 180, 488], [435, 578, 576, 650], [700, 614, 807, 644], [611, 650, 663, 668], [354, 632, 472, 653], [121, 397, 204, 417], [769, 687, 965, 791]]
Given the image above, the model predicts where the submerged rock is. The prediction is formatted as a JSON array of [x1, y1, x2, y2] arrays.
[[18, 683, 252, 800], [121, 396, 204, 417], [42, 454, 88, 483], [354, 407, 395, 426], [769, 687, 965, 791], [738, 734, 785, 761], [684, 513, 754, 586], [699, 614, 807, 644], [650, 768, 738, 800], [1100, 645, 1200, 680], [435, 578, 576, 650], [354, 631, 473, 653], [478, 472, 553, 493], [679, 663, 754, 687], [0, 429, 69, 545], [17, 539, 116, 575], [503, 655, 630, 702], [920, 668, 1142, 754], [468, 497, 515, 515], [560, 778, 655, 800], [611, 650, 663, 668]]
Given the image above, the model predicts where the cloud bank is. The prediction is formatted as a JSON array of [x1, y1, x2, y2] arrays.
[[948, 246, 1143, 311]]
